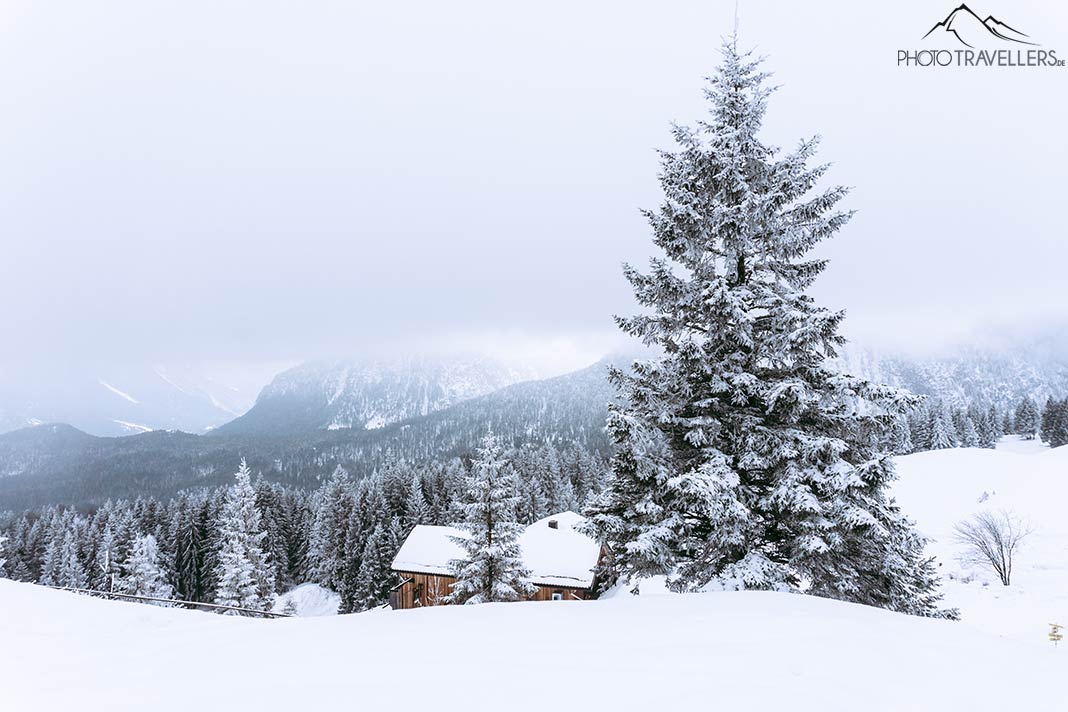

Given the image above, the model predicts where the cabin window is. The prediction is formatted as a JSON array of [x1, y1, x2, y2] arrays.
[[551, 591, 563, 601]]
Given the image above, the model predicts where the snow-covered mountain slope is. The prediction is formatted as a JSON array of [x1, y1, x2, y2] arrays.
[[2, 580, 1063, 712], [838, 343, 1068, 409], [0, 362, 283, 437], [893, 437, 1068, 644], [215, 355, 538, 436], [0, 359, 613, 510]]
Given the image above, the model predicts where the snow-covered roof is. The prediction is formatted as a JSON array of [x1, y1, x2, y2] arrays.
[[391, 512, 601, 589], [390, 524, 466, 578], [519, 512, 600, 588]]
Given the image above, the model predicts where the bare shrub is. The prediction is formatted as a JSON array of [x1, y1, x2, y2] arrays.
[[953, 510, 1031, 586]]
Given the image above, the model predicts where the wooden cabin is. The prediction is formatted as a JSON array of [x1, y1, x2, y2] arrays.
[[389, 512, 602, 609]]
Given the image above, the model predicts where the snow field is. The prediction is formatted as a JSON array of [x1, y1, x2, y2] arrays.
[[2, 578, 1065, 712], [893, 437, 1068, 644]]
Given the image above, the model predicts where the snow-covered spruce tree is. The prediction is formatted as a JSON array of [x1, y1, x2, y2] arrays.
[[172, 494, 211, 602], [213, 460, 276, 614], [519, 473, 550, 525], [582, 37, 951, 617], [928, 403, 957, 450], [1041, 397, 1068, 448], [989, 405, 1004, 443], [307, 465, 353, 592], [1015, 397, 1040, 440], [40, 513, 87, 590], [890, 415, 913, 456], [447, 434, 535, 605], [254, 479, 292, 592], [353, 516, 403, 611], [0, 533, 7, 578], [907, 407, 930, 453], [120, 534, 175, 605], [960, 416, 980, 448], [403, 474, 431, 533]]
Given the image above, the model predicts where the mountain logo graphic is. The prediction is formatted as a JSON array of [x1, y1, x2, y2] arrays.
[[923, 4, 1037, 48]]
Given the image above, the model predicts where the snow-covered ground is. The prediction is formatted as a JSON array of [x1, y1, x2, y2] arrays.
[[2, 577, 1065, 711], [893, 436, 1068, 646], [3, 436, 1066, 710], [272, 582, 340, 617]]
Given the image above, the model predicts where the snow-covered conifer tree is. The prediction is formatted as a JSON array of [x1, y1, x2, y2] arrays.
[[43, 528, 87, 590], [1041, 398, 1068, 448], [960, 416, 980, 448], [973, 407, 997, 449], [1015, 397, 1040, 439], [928, 404, 956, 450], [254, 479, 291, 592], [353, 517, 402, 611], [907, 408, 930, 452], [172, 495, 210, 602], [307, 465, 353, 591], [403, 474, 431, 533], [520, 474, 550, 524], [213, 460, 276, 613], [582, 36, 950, 617], [337, 500, 372, 614], [890, 415, 914, 456], [448, 434, 535, 604], [988, 405, 1004, 443], [0, 533, 7, 578], [120, 534, 174, 604], [40, 511, 87, 590], [1001, 410, 1013, 437]]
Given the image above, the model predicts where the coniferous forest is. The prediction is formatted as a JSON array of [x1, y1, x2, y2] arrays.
[[0, 442, 606, 613]]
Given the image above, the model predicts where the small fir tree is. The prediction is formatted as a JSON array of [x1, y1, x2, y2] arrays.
[[121, 534, 175, 605], [214, 460, 276, 613], [448, 434, 535, 604]]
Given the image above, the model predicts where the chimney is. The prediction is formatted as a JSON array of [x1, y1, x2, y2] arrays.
[[548, 519, 558, 530]]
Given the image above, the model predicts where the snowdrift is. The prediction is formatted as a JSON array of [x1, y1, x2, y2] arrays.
[[271, 582, 340, 617], [2, 578, 1064, 712]]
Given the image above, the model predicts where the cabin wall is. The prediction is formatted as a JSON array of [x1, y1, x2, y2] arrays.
[[391, 572, 457, 610], [528, 585, 590, 602], [391, 571, 591, 609]]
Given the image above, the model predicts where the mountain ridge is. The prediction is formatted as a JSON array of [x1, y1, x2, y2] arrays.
[[0, 358, 615, 510], [214, 355, 538, 437], [1, 340, 1066, 511]]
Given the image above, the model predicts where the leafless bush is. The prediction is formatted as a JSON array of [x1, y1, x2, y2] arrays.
[[953, 510, 1031, 586]]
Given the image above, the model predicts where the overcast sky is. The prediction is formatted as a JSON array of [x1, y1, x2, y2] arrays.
[[2, 0, 1066, 373]]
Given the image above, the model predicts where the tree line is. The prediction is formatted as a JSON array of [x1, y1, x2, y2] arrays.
[[896, 392, 1067, 454], [0, 442, 607, 614]]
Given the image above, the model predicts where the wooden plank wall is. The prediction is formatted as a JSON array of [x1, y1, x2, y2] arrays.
[[392, 571, 590, 609]]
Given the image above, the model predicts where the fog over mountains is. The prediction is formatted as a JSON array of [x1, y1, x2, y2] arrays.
[[0, 329, 1065, 511], [4, 332, 1066, 439], [0, 362, 285, 438], [0, 355, 615, 510], [0, 356, 544, 439]]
